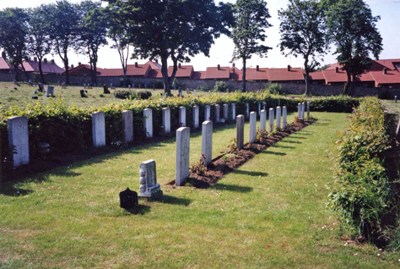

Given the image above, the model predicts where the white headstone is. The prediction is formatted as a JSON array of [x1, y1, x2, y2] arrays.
[[298, 103, 302, 119], [276, 106, 281, 130], [176, 127, 190, 186], [7, 116, 29, 168], [192, 106, 199, 129], [202, 121, 213, 164], [301, 102, 305, 120], [46, 85, 54, 97], [283, 106, 288, 129], [122, 110, 134, 144], [231, 103, 236, 122], [257, 103, 261, 116], [260, 110, 267, 131], [245, 103, 250, 119], [179, 106, 186, 127], [143, 108, 153, 138], [307, 101, 310, 120], [204, 105, 211, 121], [262, 101, 266, 110], [139, 160, 162, 199], [214, 104, 221, 123], [92, 112, 106, 147], [162, 107, 171, 134], [269, 108, 274, 132], [223, 104, 229, 121], [249, 112, 257, 143], [236, 115, 244, 149]]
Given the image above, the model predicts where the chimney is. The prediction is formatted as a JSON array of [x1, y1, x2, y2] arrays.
[[217, 64, 220, 70], [71, 64, 74, 69], [135, 62, 138, 67], [232, 63, 235, 68], [256, 65, 259, 71], [383, 68, 388, 75], [43, 58, 47, 63], [335, 67, 339, 73], [287, 65, 291, 71], [78, 62, 81, 66], [178, 63, 181, 68], [34, 57, 38, 62]]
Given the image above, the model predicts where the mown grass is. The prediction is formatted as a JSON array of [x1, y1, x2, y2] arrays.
[[1, 112, 399, 268]]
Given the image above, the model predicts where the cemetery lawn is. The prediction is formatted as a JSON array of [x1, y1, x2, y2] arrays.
[[1, 112, 400, 268]]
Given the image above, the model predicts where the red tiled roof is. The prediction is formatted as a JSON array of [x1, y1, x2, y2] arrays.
[[145, 60, 161, 70], [0, 57, 11, 70], [241, 67, 268, 81], [370, 70, 400, 87], [126, 64, 150, 77], [22, 60, 64, 74], [68, 64, 101, 76], [267, 67, 304, 82], [192, 71, 206, 80], [322, 69, 348, 84], [309, 71, 325, 81], [204, 66, 231, 79], [155, 65, 194, 78]]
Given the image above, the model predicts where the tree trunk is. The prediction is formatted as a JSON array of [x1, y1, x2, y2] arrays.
[[38, 58, 45, 83], [343, 70, 351, 95], [93, 61, 97, 85], [63, 51, 70, 85], [161, 55, 171, 96], [304, 70, 310, 96], [242, 57, 247, 92]]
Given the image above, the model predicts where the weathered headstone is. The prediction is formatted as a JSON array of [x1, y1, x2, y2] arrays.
[[192, 106, 199, 129], [92, 112, 106, 147], [395, 96, 398, 103], [214, 104, 221, 123], [231, 103, 236, 122], [103, 84, 110, 94], [236, 115, 245, 149], [80, 89, 88, 98], [46, 85, 54, 97], [119, 188, 138, 209], [249, 112, 257, 143], [176, 127, 190, 186], [298, 103, 302, 119], [162, 107, 171, 134], [245, 103, 250, 119], [202, 121, 213, 164], [257, 103, 261, 116], [179, 106, 186, 127], [204, 105, 211, 121], [307, 101, 310, 120], [301, 102, 305, 120], [7, 116, 29, 168], [283, 106, 288, 129], [276, 106, 282, 130], [269, 108, 275, 132], [139, 160, 163, 199], [223, 104, 229, 122], [143, 108, 153, 138], [260, 110, 267, 131], [122, 110, 134, 144], [262, 101, 267, 110]]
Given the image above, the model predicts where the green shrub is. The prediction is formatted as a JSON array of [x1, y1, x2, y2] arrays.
[[266, 83, 282, 95], [213, 81, 228, 92], [137, 91, 152, 100], [328, 97, 392, 240], [114, 89, 135, 100]]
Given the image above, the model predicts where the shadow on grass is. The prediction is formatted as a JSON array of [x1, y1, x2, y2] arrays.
[[262, 151, 287, 156], [273, 144, 295, 149], [282, 139, 302, 144], [123, 204, 151, 215], [213, 183, 253, 193], [233, 169, 269, 177], [160, 195, 191, 206]]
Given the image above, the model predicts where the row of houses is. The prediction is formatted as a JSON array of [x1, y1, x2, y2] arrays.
[[1, 56, 400, 88]]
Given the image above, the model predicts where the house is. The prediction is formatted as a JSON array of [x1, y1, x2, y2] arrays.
[[22, 58, 64, 74], [267, 65, 304, 83], [0, 57, 12, 73], [203, 65, 231, 80]]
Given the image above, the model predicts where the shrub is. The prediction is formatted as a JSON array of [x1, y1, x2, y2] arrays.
[[266, 83, 282, 95], [328, 97, 392, 240], [114, 89, 135, 100], [137, 91, 152, 100], [213, 81, 228, 92]]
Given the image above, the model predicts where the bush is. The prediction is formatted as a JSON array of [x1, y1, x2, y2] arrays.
[[266, 83, 282, 95], [328, 97, 392, 240], [213, 81, 228, 92], [114, 89, 136, 100], [137, 91, 152, 100]]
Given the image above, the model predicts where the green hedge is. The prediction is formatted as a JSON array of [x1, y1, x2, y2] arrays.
[[0, 92, 359, 171], [328, 97, 392, 240]]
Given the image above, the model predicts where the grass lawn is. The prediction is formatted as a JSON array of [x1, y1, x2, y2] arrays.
[[1, 112, 399, 268]]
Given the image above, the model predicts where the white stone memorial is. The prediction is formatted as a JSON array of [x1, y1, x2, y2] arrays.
[[257, 103, 261, 116], [193, 106, 199, 129], [143, 108, 153, 138], [214, 104, 221, 123], [223, 104, 229, 122], [260, 110, 267, 131], [92, 112, 106, 147], [139, 160, 162, 199], [204, 105, 211, 121], [176, 127, 190, 186], [122, 110, 134, 144], [276, 106, 281, 130], [7, 116, 29, 168], [236, 115, 245, 149], [179, 106, 186, 127], [298, 103, 302, 119], [202, 121, 213, 164], [306, 101, 310, 120], [283, 106, 288, 129], [269, 108, 274, 132], [249, 112, 257, 143], [245, 103, 250, 119], [231, 103, 236, 122], [301, 102, 305, 120], [162, 107, 171, 134]]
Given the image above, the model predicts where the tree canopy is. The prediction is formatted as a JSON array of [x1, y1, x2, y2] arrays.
[[232, 0, 271, 92], [279, 0, 328, 95]]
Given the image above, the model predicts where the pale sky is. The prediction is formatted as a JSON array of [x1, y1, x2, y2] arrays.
[[0, 0, 399, 70]]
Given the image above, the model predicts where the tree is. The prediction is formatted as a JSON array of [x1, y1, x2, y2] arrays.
[[77, 1, 108, 85], [0, 8, 29, 81], [105, 0, 232, 95], [26, 6, 52, 83], [279, 0, 328, 96], [325, 0, 382, 94], [46, 0, 80, 85], [231, 0, 271, 92]]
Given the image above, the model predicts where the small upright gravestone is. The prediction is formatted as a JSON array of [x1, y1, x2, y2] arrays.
[[283, 106, 288, 129], [202, 121, 213, 164], [214, 104, 221, 123], [223, 104, 229, 122], [306, 102, 310, 120], [122, 110, 134, 144], [119, 188, 138, 210], [46, 85, 54, 97], [103, 84, 110, 94], [276, 106, 282, 130], [204, 105, 211, 121], [249, 112, 257, 143], [176, 127, 190, 186], [7, 116, 29, 168], [245, 103, 250, 119], [162, 107, 171, 134], [139, 160, 163, 200], [395, 96, 398, 103], [269, 108, 274, 132], [231, 103, 236, 122], [92, 112, 106, 147], [260, 110, 267, 131], [143, 108, 153, 138], [193, 106, 199, 129], [236, 115, 245, 149], [179, 106, 186, 127], [297, 103, 302, 119]]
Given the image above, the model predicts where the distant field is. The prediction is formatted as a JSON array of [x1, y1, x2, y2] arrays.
[[0, 82, 207, 109]]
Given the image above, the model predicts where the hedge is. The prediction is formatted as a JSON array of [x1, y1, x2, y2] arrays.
[[0, 92, 359, 172]]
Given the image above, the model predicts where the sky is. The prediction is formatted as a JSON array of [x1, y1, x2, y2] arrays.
[[0, 0, 399, 70]]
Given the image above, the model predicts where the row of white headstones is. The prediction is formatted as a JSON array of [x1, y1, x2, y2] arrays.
[[6, 102, 310, 170]]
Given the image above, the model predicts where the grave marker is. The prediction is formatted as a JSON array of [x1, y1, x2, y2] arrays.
[[176, 127, 190, 186], [202, 121, 213, 164], [276, 106, 281, 130], [143, 108, 153, 138], [139, 160, 163, 199], [122, 110, 134, 144], [260, 110, 267, 131], [7, 116, 29, 168], [92, 112, 106, 147], [162, 107, 171, 134], [214, 104, 221, 123], [46, 85, 54, 97], [236, 115, 245, 149], [269, 108, 274, 132], [204, 105, 211, 121], [223, 104, 229, 122], [245, 103, 250, 119], [283, 106, 288, 129], [179, 106, 186, 127], [193, 106, 199, 129], [306, 102, 310, 120], [231, 103, 236, 122], [249, 112, 257, 143]]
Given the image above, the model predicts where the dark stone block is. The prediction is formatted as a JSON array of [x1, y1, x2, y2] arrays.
[[103, 85, 110, 94], [119, 188, 138, 209]]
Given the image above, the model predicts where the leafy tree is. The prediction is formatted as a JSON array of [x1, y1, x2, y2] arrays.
[[105, 0, 232, 96], [46, 0, 80, 85], [231, 0, 271, 92], [26, 6, 52, 83], [77, 1, 108, 85], [325, 0, 382, 94], [0, 8, 29, 81], [279, 0, 328, 96]]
